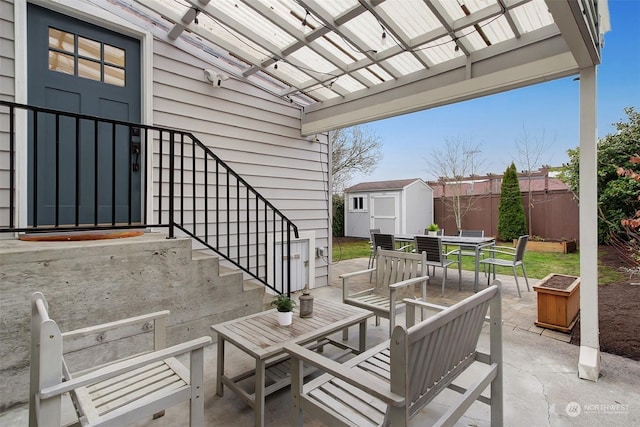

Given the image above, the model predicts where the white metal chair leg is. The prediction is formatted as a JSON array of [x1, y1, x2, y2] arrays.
[[521, 264, 530, 291], [512, 265, 522, 298]]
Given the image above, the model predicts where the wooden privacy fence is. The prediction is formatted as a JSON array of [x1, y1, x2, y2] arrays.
[[434, 189, 579, 242]]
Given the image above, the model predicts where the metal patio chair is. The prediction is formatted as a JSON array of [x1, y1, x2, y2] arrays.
[[458, 229, 487, 274], [414, 235, 461, 296], [480, 234, 530, 297]]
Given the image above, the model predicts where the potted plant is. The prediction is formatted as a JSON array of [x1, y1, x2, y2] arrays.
[[533, 273, 580, 332], [272, 294, 295, 326], [426, 223, 439, 236]]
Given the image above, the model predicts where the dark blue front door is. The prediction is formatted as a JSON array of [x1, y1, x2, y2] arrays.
[[27, 4, 141, 226]]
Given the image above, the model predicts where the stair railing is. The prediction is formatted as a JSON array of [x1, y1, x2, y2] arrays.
[[0, 101, 298, 296]]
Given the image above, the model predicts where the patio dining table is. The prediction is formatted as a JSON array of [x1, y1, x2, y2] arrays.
[[395, 234, 496, 292], [211, 299, 373, 427]]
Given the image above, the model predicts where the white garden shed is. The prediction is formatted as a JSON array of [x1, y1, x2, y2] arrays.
[[344, 179, 434, 239]]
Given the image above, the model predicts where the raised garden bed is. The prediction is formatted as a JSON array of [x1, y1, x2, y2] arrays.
[[533, 273, 580, 333], [515, 239, 577, 253]]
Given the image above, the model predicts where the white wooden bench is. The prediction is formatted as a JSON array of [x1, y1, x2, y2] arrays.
[[285, 281, 503, 427], [29, 291, 212, 427], [341, 248, 428, 337]]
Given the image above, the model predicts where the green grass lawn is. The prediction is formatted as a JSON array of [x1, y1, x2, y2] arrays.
[[332, 237, 624, 285]]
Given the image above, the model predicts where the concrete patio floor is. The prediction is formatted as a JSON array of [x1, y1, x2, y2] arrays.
[[3, 257, 639, 426]]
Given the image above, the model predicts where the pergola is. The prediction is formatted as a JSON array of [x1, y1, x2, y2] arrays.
[[105, 0, 610, 380]]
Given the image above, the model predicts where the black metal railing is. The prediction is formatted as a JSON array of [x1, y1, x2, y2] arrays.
[[0, 101, 298, 296]]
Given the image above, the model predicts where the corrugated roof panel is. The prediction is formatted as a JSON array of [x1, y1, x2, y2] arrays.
[[269, 59, 313, 87], [353, 67, 386, 85], [384, 51, 424, 75], [121, 0, 594, 112], [304, 83, 340, 100], [420, 36, 462, 65], [314, 33, 365, 65], [196, 13, 271, 59], [318, 0, 360, 17], [478, 15, 515, 45], [439, 0, 467, 21], [378, 0, 441, 40], [268, 0, 309, 29], [335, 74, 367, 92], [213, 1, 296, 50], [461, 30, 488, 50], [342, 13, 386, 54], [512, 0, 555, 33], [288, 45, 337, 75]]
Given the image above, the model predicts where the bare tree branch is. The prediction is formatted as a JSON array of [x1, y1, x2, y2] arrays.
[[515, 126, 555, 236], [331, 126, 382, 193], [426, 137, 486, 230]]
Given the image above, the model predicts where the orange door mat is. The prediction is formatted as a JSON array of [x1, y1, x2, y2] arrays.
[[19, 231, 144, 241]]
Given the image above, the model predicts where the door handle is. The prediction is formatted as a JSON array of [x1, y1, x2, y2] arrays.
[[131, 127, 141, 172]]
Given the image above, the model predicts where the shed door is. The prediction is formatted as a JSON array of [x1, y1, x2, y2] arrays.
[[27, 4, 141, 226], [370, 194, 399, 234]]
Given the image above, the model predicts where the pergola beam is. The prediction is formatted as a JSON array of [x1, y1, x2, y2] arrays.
[[301, 27, 567, 134]]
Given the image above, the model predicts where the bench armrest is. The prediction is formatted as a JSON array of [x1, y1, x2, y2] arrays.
[[339, 268, 375, 280], [62, 310, 171, 339], [403, 298, 447, 313], [388, 275, 428, 290], [40, 336, 211, 399], [284, 343, 405, 407]]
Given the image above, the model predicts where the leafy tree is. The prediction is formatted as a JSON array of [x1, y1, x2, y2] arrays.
[[497, 162, 527, 241], [332, 195, 344, 237], [331, 125, 382, 194], [426, 137, 486, 231], [560, 107, 640, 243]]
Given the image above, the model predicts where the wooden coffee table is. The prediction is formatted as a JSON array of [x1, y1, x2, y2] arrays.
[[211, 298, 373, 427]]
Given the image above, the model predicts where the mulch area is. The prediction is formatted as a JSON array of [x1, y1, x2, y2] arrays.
[[569, 245, 640, 361]]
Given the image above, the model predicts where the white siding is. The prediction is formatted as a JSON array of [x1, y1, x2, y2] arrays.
[[405, 181, 434, 235], [0, 0, 15, 229], [152, 42, 330, 285], [0, 2, 330, 285]]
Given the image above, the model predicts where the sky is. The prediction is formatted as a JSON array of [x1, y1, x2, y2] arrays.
[[349, 0, 640, 185]]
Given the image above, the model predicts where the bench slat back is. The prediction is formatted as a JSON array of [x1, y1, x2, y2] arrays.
[[374, 249, 426, 298], [389, 285, 498, 418]]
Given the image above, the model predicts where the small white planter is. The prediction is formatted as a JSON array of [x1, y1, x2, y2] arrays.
[[277, 311, 293, 326], [427, 231, 437, 236]]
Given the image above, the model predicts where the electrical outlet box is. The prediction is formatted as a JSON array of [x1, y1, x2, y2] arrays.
[[316, 247, 328, 257]]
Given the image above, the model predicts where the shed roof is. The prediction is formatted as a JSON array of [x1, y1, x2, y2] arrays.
[[344, 178, 427, 192]]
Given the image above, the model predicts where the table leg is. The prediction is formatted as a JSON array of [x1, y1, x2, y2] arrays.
[[255, 359, 266, 427], [358, 319, 367, 353], [216, 336, 225, 396]]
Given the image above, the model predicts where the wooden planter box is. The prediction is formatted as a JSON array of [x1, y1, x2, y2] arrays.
[[533, 274, 580, 333], [515, 239, 577, 253]]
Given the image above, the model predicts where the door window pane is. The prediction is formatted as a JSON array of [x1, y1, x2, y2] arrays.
[[47, 27, 127, 87], [48, 51, 74, 74], [104, 65, 125, 86], [78, 58, 101, 81], [104, 44, 125, 67], [48, 28, 74, 52], [78, 36, 101, 60]]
